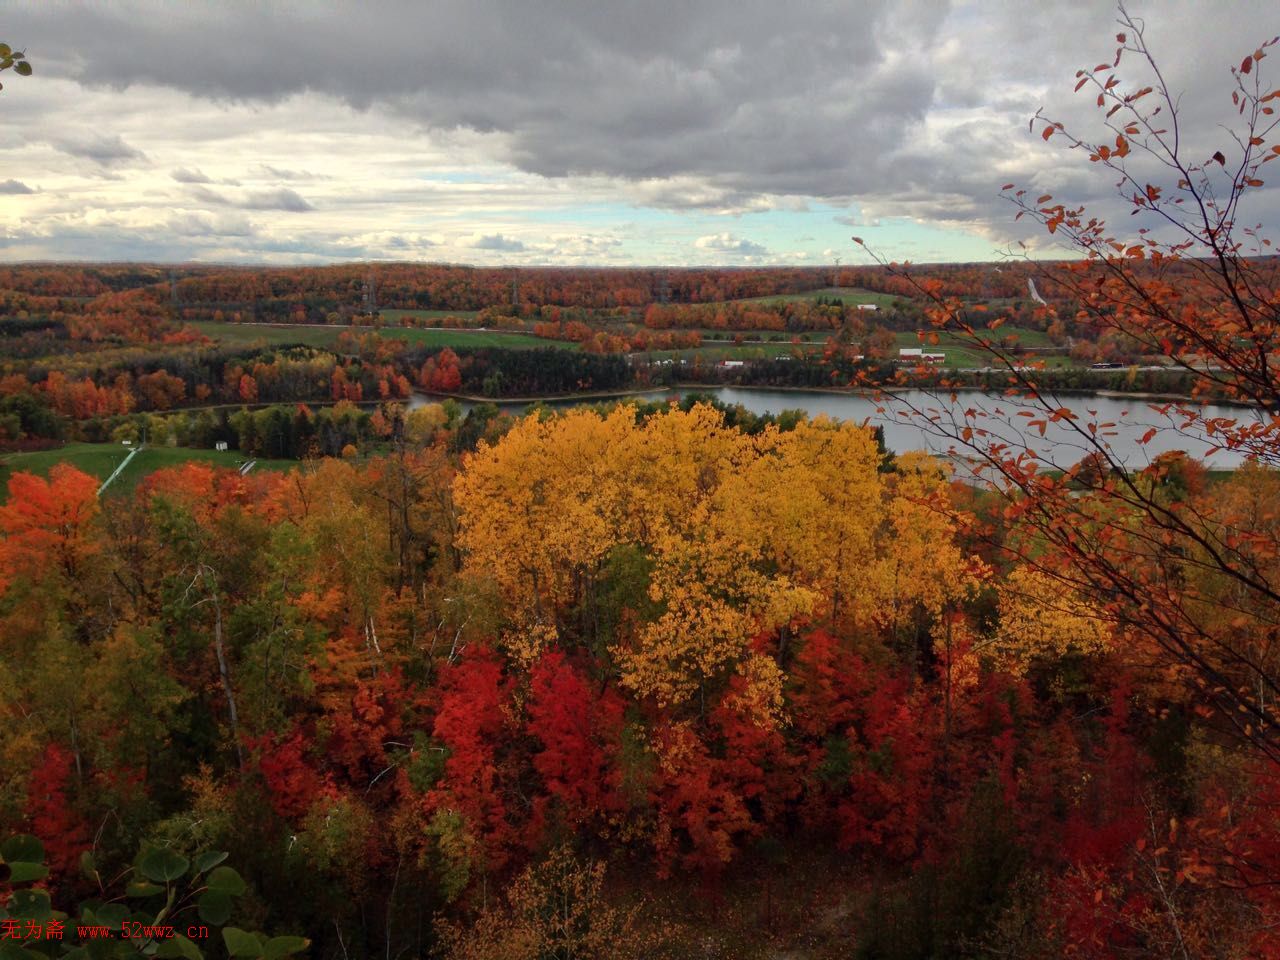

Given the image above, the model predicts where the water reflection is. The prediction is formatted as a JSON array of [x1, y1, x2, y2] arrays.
[[412, 387, 1268, 469]]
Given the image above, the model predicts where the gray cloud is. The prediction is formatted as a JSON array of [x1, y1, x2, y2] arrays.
[[184, 184, 312, 212], [2, 0, 1275, 264], [471, 233, 525, 252], [171, 166, 212, 183], [166, 211, 254, 238], [48, 133, 146, 166], [15, 0, 1263, 219], [834, 214, 882, 228], [187, 185, 226, 205], [0, 179, 34, 194], [0, 214, 431, 265], [253, 164, 325, 181], [8, 0, 948, 200], [242, 188, 313, 212]]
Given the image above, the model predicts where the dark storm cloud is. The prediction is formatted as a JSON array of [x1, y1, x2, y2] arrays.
[[4, 0, 1276, 265], [8, 0, 952, 200], [0, 179, 34, 194]]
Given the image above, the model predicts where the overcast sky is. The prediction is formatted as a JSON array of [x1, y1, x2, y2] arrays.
[[0, 1, 1275, 266]]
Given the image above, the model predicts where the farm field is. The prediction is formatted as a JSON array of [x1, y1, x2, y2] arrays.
[[638, 341, 822, 362], [694, 323, 1054, 345], [0, 442, 296, 499], [892, 330, 1071, 367], [960, 324, 1055, 347], [637, 329, 1073, 368], [737, 286, 903, 307], [192, 321, 576, 351], [696, 332, 824, 343]]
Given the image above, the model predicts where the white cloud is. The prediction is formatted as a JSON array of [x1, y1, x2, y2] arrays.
[[695, 232, 768, 256], [469, 233, 525, 252], [0, 1, 1274, 264]]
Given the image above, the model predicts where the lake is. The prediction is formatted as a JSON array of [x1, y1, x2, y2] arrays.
[[413, 387, 1270, 470]]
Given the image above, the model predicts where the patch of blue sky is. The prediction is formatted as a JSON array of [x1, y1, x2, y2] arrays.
[[457, 198, 999, 264], [729, 203, 993, 263]]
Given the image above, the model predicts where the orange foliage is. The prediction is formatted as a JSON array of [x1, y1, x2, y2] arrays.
[[0, 464, 99, 590]]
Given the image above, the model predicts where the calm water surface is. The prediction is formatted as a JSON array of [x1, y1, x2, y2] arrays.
[[414, 387, 1268, 470]]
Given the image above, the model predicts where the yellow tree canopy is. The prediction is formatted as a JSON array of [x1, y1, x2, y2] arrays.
[[454, 404, 985, 719], [991, 566, 1113, 677]]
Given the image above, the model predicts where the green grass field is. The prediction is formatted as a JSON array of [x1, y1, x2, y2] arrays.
[[891, 332, 985, 367], [640, 327, 1072, 367], [693, 324, 1053, 345], [193, 321, 576, 351], [394, 327, 576, 350], [894, 329, 1072, 367], [0, 444, 131, 488], [192, 322, 343, 349], [962, 324, 1054, 347], [695, 330, 814, 342], [641, 342, 822, 362], [189, 317, 1067, 369], [0, 443, 296, 499], [737, 286, 902, 308]]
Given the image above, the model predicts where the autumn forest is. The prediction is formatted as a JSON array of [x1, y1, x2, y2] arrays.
[[4, 8, 1280, 960]]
